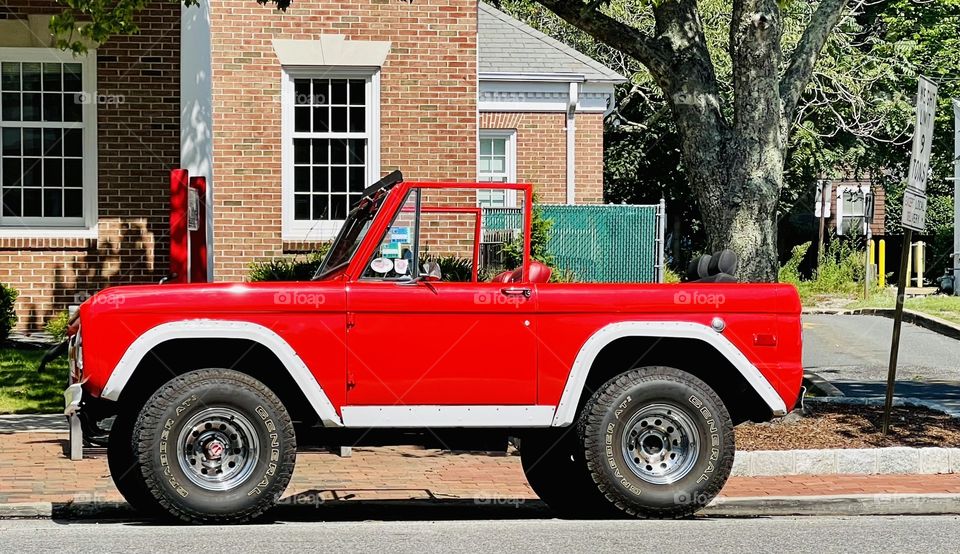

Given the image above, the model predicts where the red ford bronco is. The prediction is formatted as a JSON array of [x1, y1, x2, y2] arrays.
[[62, 171, 803, 523]]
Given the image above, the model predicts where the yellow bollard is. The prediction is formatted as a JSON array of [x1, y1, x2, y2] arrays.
[[878, 239, 886, 288]]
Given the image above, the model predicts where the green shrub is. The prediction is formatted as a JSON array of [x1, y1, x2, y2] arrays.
[[0, 282, 17, 342], [502, 202, 554, 269], [248, 245, 330, 282], [778, 241, 811, 286], [779, 237, 867, 303], [663, 267, 682, 284], [45, 311, 70, 342], [421, 254, 474, 282]]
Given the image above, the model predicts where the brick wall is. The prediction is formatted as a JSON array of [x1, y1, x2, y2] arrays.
[[479, 111, 604, 204], [0, 1, 179, 331], [208, 0, 478, 281]]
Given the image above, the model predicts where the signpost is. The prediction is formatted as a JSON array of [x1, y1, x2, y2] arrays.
[[815, 180, 832, 263], [883, 77, 938, 435], [953, 99, 959, 296]]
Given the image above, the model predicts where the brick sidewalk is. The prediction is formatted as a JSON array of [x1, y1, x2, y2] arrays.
[[1, 433, 959, 506]]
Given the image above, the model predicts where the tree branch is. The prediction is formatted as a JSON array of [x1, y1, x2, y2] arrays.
[[779, 0, 851, 128], [532, 0, 674, 78]]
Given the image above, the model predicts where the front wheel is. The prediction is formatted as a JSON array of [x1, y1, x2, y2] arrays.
[[579, 366, 734, 518], [132, 369, 297, 524]]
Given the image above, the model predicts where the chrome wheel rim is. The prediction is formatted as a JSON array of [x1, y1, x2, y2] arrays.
[[176, 407, 260, 492], [621, 402, 699, 485]]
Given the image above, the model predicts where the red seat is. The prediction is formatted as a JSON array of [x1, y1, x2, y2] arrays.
[[503, 261, 552, 284]]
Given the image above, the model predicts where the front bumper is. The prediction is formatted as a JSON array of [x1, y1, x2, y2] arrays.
[[64, 383, 82, 417]]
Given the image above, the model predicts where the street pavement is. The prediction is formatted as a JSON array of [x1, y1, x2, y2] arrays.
[[803, 314, 960, 410], [1, 515, 959, 553]]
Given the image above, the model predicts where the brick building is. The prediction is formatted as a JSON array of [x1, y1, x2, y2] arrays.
[[0, 1, 623, 330]]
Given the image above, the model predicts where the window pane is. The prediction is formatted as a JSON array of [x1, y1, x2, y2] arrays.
[[331, 79, 347, 104], [312, 79, 328, 105], [1, 63, 19, 90], [23, 128, 42, 156], [43, 159, 62, 188], [43, 188, 62, 217], [330, 167, 347, 192], [479, 139, 492, 156], [64, 159, 83, 187], [43, 129, 61, 156], [22, 93, 41, 121], [294, 167, 310, 192], [312, 166, 328, 192], [42, 63, 61, 91], [331, 195, 348, 220], [63, 64, 82, 92], [348, 139, 364, 164], [331, 107, 347, 132], [63, 128, 82, 157], [1, 128, 20, 156], [349, 79, 364, 105], [312, 106, 328, 132], [1, 92, 20, 121], [493, 138, 506, 156], [294, 138, 310, 164], [490, 157, 505, 174], [330, 140, 346, 164], [2, 188, 21, 216], [294, 79, 310, 104], [2, 158, 20, 187], [478, 158, 490, 173], [312, 139, 329, 164], [23, 188, 41, 216], [312, 195, 328, 219], [294, 194, 310, 220], [63, 93, 82, 122], [349, 167, 364, 192], [349, 107, 365, 132], [349, 193, 362, 210], [42, 93, 62, 122], [294, 107, 310, 132], [22, 63, 41, 91], [64, 189, 83, 217], [22, 159, 41, 187]]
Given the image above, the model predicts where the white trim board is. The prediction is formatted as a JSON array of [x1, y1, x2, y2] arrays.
[[100, 319, 343, 427], [551, 321, 790, 427], [341, 405, 556, 428]]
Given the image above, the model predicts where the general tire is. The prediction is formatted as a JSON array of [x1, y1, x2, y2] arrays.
[[579, 366, 734, 518], [520, 430, 621, 518], [132, 368, 297, 524]]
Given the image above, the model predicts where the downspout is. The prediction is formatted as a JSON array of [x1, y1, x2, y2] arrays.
[[566, 81, 579, 205]]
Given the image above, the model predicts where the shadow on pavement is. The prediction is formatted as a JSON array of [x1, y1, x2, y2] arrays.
[[831, 380, 960, 413]]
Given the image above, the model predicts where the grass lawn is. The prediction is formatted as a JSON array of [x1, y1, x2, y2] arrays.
[[0, 346, 68, 414], [848, 291, 960, 326]]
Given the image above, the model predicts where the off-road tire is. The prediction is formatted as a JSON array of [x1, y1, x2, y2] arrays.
[[520, 429, 621, 518], [108, 407, 162, 517], [579, 366, 735, 518], [132, 369, 297, 524]]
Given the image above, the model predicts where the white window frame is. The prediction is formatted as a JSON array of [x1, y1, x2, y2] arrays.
[[836, 184, 870, 236], [0, 47, 98, 238], [281, 66, 380, 241], [477, 129, 517, 208]]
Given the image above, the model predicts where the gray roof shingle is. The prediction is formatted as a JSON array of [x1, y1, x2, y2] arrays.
[[478, 2, 625, 82]]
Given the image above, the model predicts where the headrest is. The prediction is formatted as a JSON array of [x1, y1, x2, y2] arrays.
[[707, 249, 738, 277], [491, 270, 515, 283], [507, 261, 553, 284], [686, 254, 712, 281]]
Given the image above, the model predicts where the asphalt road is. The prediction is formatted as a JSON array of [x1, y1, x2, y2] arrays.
[[1, 515, 959, 552], [802, 314, 960, 381]]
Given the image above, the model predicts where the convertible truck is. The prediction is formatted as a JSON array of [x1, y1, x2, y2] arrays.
[[63, 171, 803, 523]]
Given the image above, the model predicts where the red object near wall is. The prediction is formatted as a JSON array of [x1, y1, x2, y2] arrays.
[[189, 176, 208, 283], [169, 169, 189, 284]]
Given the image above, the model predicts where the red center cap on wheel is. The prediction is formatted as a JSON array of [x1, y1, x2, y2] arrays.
[[206, 440, 226, 459]]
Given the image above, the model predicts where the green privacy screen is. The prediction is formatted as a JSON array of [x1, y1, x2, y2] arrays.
[[482, 204, 665, 283]]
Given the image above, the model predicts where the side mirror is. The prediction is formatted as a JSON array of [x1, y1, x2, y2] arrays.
[[421, 261, 442, 282]]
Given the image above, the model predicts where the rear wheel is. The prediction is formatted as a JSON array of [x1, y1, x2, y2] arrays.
[[132, 368, 297, 524], [579, 366, 735, 518], [520, 429, 620, 518]]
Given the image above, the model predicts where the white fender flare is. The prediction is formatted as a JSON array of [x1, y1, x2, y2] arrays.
[[550, 321, 789, 427], [100, 319, 343, 427]]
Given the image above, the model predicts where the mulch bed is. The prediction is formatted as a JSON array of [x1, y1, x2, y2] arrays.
[[735, 403, 960, 450]]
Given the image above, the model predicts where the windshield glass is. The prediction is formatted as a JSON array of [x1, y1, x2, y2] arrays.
[[313, 190, 390, 280]]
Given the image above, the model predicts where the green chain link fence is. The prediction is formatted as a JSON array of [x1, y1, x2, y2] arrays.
[[482, 202, 665, 283]]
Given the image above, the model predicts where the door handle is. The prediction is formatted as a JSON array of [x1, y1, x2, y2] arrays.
[[501, 287, 531, 298]]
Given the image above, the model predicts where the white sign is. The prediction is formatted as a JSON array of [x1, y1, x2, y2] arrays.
[[902, 76, 939, 231], [814, 181, 832, 218], [187, 187, 200, 232]]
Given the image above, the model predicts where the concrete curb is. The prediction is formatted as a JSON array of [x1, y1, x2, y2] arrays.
[[731, 447, 960, 477], [803, 307, 960, 341], [704, 493, 960, 517]]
